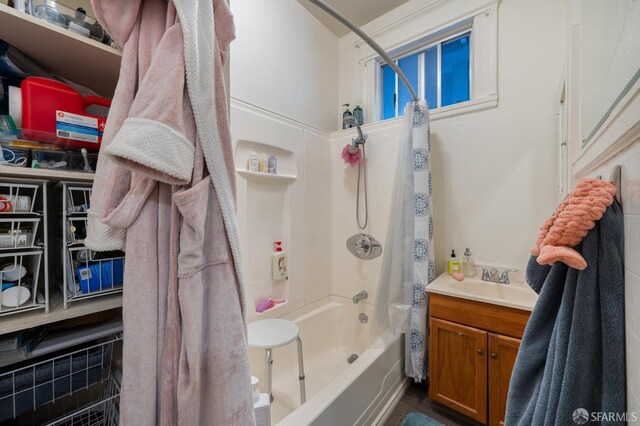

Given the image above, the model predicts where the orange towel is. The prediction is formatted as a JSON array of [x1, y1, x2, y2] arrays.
[[532, 178, 616, 270]]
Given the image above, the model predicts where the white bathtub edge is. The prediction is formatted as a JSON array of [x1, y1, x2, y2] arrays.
[[372, 376, 411, 425], [277, 332, 405, 426]]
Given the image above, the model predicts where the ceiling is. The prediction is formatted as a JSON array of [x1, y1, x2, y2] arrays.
[[297, 0, 409, 37]]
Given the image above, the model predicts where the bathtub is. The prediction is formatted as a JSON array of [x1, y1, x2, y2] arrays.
[[248, 295, 407, 426]]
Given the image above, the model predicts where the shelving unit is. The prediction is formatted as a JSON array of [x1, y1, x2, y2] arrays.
[[0, 3, 121, 97], [0, 178, 49, 318], [0, 292, 122, 335], [0, 165, 94, 182], [56, 182, 125, 309], [0, 3, 124, 423]]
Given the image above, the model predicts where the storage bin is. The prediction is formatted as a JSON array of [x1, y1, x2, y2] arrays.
[[32, 149, 97, 173], [0, 251, 44, 316], [0, 218, 40, 250], [75, 258, 124, 295], [0, 335, 120, 423], [0, 181, 42, 215], [0, 142, 29, 167]]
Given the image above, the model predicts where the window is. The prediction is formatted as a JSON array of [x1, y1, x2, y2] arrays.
[[380, 32, 471, 119]]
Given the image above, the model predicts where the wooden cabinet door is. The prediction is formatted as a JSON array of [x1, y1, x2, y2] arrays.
[[429, 317, 488, 423], [488, 334, 521, 426]]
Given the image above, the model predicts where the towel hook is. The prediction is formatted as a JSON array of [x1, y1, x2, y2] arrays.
[[609, 165, 622, 207]]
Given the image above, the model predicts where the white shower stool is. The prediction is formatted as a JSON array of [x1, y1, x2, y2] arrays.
[[248, 319, 307, 404]]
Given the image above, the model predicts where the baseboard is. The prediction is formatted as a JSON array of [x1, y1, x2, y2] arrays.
[[373, 376, 412, 426]]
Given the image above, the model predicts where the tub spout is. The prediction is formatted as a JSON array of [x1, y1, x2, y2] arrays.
[[352, 291, 368, 304]]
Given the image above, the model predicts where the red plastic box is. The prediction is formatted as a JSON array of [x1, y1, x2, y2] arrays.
[[21, 77, 111, 151]]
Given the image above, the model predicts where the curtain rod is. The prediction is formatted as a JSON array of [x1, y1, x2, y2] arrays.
[[307, 0, 420, 103]]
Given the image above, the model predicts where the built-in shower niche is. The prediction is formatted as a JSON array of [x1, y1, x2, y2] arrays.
[[234, 140, 297, 181], [234, 140, 300, 317]]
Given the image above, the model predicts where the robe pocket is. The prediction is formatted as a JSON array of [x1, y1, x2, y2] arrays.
[[174, 178, 230, 278]]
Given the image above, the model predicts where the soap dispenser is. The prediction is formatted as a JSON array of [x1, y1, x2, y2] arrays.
[[353, 105, 364, 125], [461, 248, 476, 277], [447, 249, 461, 275], [342, 104, 352, 129], [272, 241, 288, 280]]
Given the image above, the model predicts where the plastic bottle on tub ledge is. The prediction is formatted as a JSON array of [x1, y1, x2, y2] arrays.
[[272, 241, 287, 280]]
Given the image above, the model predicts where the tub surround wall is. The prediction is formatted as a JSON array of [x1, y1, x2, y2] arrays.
[[231, 100, 332, 321], [230, 1, 336, 319]]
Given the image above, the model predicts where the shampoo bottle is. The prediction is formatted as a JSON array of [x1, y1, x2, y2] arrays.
[[268, 155, 277, 174], [342, 104, 352, 129], [447, 249, 461, 275], [461, 248, 476, 277], [272, 241, 288, 280], [258, 154, 268, 173], [353, 105, 364, 125], [248, 151, 259, 172]]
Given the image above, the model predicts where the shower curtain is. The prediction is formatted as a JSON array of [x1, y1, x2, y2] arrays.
[[372, 100, 434, 382]]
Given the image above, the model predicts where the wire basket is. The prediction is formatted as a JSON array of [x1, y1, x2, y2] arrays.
[[44, 372, 120, 426], [0, 335, 121, 424], [0, 251, 45, 317], [0, 181, 42, 215], [55, 183, 124, 309]]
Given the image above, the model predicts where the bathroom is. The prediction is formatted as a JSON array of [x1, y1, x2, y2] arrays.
[[232, 0, 639, 424], [0, 0, 637, 425]]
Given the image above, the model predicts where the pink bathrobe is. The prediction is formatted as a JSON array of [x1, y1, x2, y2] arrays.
[[85, 1, 255, 424]]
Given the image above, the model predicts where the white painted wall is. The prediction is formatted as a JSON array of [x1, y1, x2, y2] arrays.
[[230, 0, 339, 132], [330, 0, 565, 301]]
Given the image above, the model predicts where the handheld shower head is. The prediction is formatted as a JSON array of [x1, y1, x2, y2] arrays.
[[343, 114, 367, 148]]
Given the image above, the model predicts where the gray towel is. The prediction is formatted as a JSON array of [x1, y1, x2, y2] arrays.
[[505, 201, 626, 426]]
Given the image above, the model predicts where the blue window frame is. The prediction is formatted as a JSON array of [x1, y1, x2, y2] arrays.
[[380, 32, 471, 118]]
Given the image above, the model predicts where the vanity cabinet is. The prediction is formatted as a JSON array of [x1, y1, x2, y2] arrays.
[[429, 318, 488, 422], [428, 294, 530, 426]]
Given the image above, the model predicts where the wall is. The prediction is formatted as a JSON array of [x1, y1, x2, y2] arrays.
[[229, 1, 336, 318], [230, 101, 332, 321], [330, 0, 565, 300], [583, 143, 640, 419], [230, 0, 339, 132], [565, 0, 640, 414]]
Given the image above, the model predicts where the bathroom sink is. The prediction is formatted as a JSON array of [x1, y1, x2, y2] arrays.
[[425, 274, 538, 311]]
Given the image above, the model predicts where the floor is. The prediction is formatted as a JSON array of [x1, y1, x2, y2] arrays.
[[385, 381, 481, 426]]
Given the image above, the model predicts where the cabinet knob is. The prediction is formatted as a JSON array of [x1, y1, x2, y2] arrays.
[[477, 349, 484, 355], [490, 353, 498, 359]]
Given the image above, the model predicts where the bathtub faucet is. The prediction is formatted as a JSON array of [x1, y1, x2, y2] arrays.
[[352, 291, 368, 304]]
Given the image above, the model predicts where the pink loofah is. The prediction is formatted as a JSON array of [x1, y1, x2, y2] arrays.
[[341, 144, 363, 166], [532, 178, 616, 270]]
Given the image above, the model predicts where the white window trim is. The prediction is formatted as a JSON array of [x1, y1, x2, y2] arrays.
[[355, 0, 499, 124]]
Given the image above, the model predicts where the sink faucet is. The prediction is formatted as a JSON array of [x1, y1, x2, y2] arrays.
[[352, 291, 368, 304], [481, 268, 517, 284]]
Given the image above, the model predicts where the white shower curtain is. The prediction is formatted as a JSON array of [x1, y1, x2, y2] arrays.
[[372, 100, 434, 382]]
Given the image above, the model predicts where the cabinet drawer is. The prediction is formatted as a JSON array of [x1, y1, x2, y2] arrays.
[[429, 293, 530, 339]]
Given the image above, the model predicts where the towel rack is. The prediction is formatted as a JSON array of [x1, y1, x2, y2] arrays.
[[610, 165, 622, 207]]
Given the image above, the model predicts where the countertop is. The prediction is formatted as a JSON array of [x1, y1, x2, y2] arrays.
[[425, 272, 539, 312]]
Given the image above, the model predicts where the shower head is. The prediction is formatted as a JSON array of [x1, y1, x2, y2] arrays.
[[343, 114, 367, 151]]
